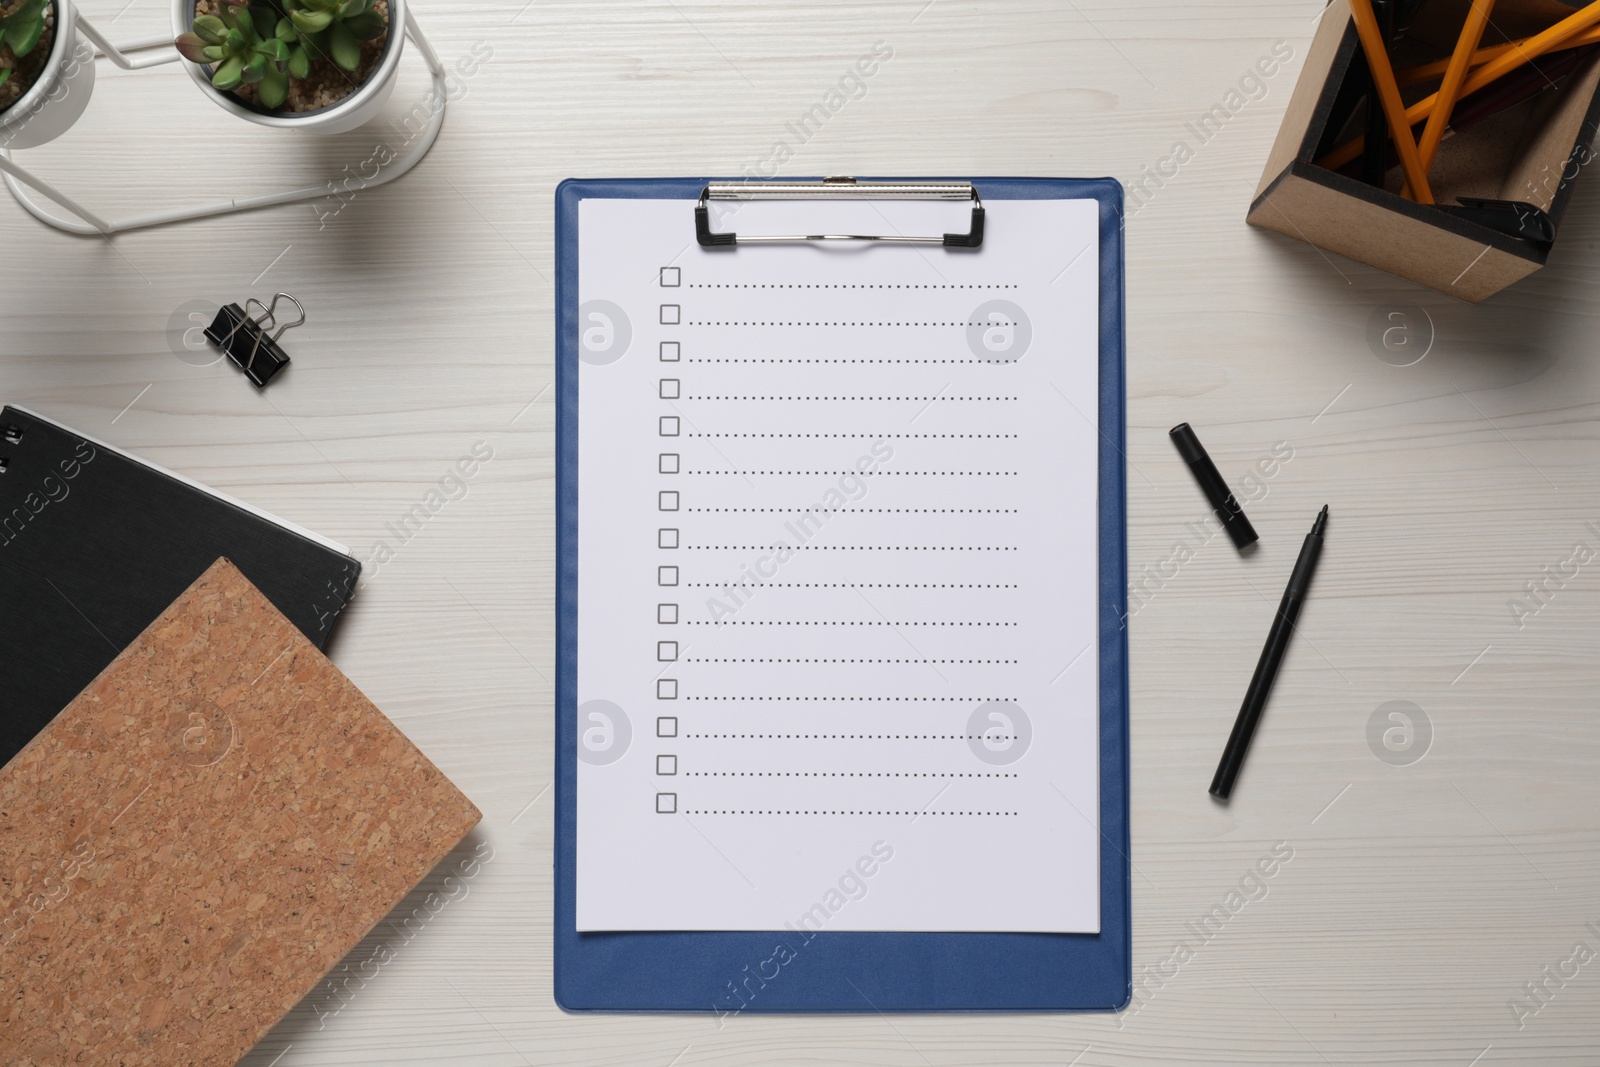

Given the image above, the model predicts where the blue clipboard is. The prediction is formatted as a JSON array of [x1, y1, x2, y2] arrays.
[[554, 177, 1130, 1013]]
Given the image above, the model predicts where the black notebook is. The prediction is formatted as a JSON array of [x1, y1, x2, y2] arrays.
[[0, 406, 361, 766]]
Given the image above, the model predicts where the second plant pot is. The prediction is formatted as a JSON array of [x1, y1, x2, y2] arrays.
[[171, 0, 406, 135], [0, 0, 95, 150]]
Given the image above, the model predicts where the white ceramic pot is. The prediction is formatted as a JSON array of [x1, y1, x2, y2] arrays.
[[171, 0, 405, 134], [0, 0, 96, 150]]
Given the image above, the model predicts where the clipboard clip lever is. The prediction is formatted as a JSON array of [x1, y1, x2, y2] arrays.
[[695, 177, 985, 249]]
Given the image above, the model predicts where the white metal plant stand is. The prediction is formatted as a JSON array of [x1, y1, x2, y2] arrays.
[[0, 13, 447, 235]]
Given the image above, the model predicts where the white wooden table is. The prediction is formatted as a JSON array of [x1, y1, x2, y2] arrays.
[[3, 1, 1598, 1063]]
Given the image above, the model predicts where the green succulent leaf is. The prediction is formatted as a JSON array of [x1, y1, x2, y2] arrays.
[[232, 7, 255, 36], [275, 17, 295, 41], [259, 37, 288, 62], [327, 19, 359, 71], [258, 66, 288, 107], [211, 55, 245, 90], [6, 16, 44, 58], [290, 8, 333, 33], [225, 27, 245, 50], [192, 14, 228, 44], [288, 43, 310, 79], [336, 0, 369, 17], [342, 9, 384, 40], [176, 32, 216, 62], [202, 44, 227, 61], [242, 51, 269, 83], [1, 0, 45, 36], [0, 68, 10, 89]]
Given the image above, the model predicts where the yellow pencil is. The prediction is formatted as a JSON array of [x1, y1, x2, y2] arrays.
[[1321, 0, 1600, 173], [1398, 26, 1600, 87], [1398, 39, 1521, 86], [1349, 0, 1434, 202], [1410, 0, 1496, 192]]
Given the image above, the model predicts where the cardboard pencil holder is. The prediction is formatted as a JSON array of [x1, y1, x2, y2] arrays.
[[1249, 0, 1600, 302]]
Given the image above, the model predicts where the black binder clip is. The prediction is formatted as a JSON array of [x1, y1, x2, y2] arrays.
[[203, 293, 305, 388]]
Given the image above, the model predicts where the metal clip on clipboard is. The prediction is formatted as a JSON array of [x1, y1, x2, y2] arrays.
[[695, 177, 985, 248]]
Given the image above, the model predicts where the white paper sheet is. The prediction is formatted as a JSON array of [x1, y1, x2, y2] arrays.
[[575, 195, 1101, 933]]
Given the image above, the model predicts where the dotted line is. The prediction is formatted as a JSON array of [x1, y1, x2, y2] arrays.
[[683, 810, 1017, 816], [686, 395, 1017, 401], [685, 509, 1017, 514], [686, 733, 1016, 739], [686, 545, 1015, 551], [688, 359, 995, 364], [687, 283, 1018, 289], [686, 471, 1015, 476], [685, 697, 1013, 703], [685, 657, 1018, 664], [685, 582, 1018, 588], [686, 433, 1016, 439], [690, 321, 978, 327], [687, 620, 1016, 627], [688, 771, 1016, 778]]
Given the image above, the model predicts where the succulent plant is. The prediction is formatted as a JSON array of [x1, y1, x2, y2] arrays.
[[0, 0, 51, 90], [173, 0, 387, 110], [285, 0, 384, 74], [176, 3, 291, 107], [269, 11, 312, 81]]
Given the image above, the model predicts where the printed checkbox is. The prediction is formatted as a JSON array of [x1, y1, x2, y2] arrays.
[[656, 792, 677, 814], [659, 490, 679, 512], [659, 416, 680, 437], [658, 528, 679, 549], [658, 565, 679, 586], [659, 342, 680, 362], [657, 678, 678, 699], [658, 453, 680, 474], [659, 378, 680, 399], [660, 267, 681, 287], [658, 603, 679, 624], [659, 304, 681, 325], [656, 755, 678, 776], [657, 715, 678, 736], [657, 640, 678, 661]]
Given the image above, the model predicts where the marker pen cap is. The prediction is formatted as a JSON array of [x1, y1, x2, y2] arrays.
[[1169, 422, 1259, 550]]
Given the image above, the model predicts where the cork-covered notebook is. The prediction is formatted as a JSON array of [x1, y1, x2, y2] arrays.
[[0, 559, 481, 1067]]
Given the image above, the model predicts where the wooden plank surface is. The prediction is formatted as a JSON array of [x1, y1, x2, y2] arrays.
[[1, 0, 1596, 1063]]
